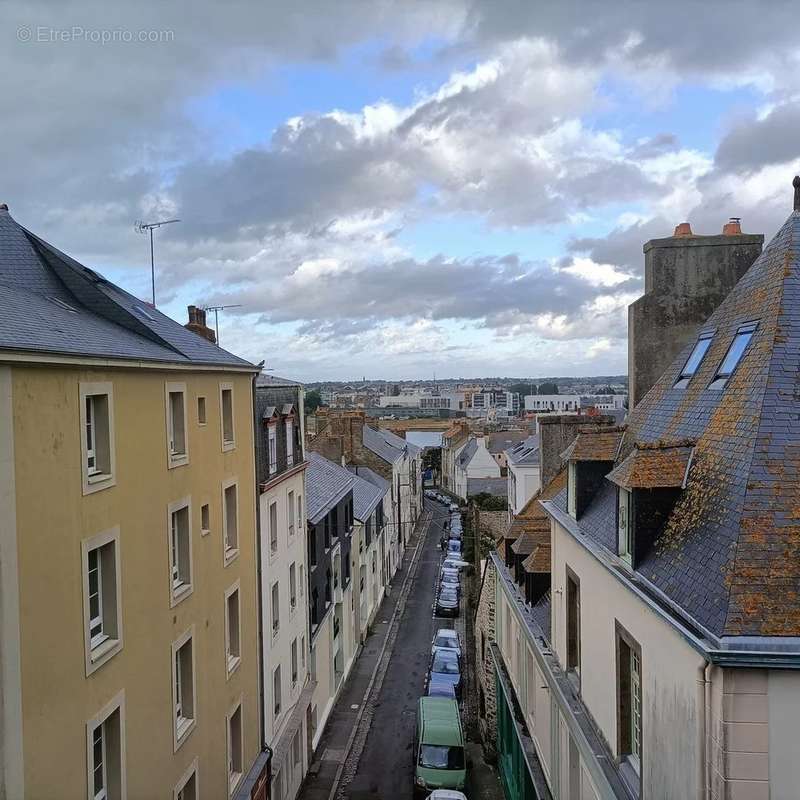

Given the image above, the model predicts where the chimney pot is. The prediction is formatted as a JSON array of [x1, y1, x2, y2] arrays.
[[187, 305, 197, 324], [722, 217, 742, 235], [673, 222, 693, 236]]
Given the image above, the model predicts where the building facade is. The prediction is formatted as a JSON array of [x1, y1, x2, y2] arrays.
[[255, 376, 313, 800], [505, 435, 541, 520], [0, 206, 262, 800]]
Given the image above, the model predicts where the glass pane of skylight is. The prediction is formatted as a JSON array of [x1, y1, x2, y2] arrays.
[[717, 325, 756, 378], [679, 333, 713, 379]]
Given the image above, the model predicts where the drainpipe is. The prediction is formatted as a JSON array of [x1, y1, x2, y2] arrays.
[[696, 661, 711, 800]]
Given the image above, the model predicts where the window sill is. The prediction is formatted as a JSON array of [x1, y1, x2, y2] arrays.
[[228, 771, 243, 797], [201, 528, 211, 537], [86, 636, 122, 675], [175, 717, 196, 750], [226, 654, 241, 678], [222, 440, 236, 453], [619, 758, 640, 798], [168, 454, 189, 470], [224, 547, 240, 567], [170, 583, 194, 608], [82, 472, 116, 496]]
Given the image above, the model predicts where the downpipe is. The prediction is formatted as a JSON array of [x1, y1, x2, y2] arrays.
[[696, 661, 711, 800]]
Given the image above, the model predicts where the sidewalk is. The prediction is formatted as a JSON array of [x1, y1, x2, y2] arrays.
[[298, 514, 430, 800]]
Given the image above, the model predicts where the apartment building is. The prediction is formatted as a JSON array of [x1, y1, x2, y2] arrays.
[[453, 435, 502, 501], [441, 421, 470, 493], [477, 201, 800, 800], [305, 453, 358, 748], [309, 411, 423, 557], [350, 465, 396, 593], [0, 206, 262, 799], [254, 374, 312, 800]]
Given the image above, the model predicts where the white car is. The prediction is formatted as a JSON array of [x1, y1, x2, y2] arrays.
[[427, 791, 467, 800], [449, 503, 459, 512], [442, 558, 469, 571], [431, 628, 461, 657]]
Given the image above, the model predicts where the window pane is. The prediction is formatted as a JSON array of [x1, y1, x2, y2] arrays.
[[718, 327, 755, 377], [92, 724, 105, 796], [679, 333, 712, 379]]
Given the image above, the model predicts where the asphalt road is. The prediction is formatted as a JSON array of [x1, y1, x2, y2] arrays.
[[346, 498, 452, 799]]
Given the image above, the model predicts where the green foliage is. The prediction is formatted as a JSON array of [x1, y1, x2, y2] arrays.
[[305, 389, 324, 414], [470, 492, 508, 511], [423, 448, 442, 472], [537, 382, 559, 395]]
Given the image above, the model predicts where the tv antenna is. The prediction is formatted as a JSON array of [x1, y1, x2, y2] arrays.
[[204, 304, 242, 346], [135, 218, 181, 306]]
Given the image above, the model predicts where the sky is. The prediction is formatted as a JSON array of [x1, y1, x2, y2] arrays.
[[3, 1, 800, 381]]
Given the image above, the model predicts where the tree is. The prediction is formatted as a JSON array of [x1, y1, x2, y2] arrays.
[[390, 384, 401, 396], [423, 448, 441, 473], [537, 382, 559, 395], [305, 389, 323, 414]]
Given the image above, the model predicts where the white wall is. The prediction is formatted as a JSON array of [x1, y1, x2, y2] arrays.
[[550, 520, 703, 799], [508, 462, 540, 516]]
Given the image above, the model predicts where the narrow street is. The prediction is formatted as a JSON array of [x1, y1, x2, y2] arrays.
[[299, 497, 504, 800]]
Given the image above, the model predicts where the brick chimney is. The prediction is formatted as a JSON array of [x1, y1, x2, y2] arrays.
[[628, 220, 763, 408], [537, 414, 615, 487], [185, 305, 216, 344]]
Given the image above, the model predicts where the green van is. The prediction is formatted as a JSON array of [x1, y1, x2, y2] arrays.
[[413, 697, 466, 795]]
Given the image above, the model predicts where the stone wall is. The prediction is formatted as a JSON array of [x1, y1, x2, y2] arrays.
[[475, 558, 498, 760]]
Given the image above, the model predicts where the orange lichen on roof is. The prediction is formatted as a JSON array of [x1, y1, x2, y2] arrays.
[[607, 443, 694, 489], [523, 544, 551, 573], [561, 427, 625, 462]]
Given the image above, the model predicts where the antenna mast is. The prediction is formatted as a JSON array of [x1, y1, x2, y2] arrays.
[[134, 218, 181, 306]]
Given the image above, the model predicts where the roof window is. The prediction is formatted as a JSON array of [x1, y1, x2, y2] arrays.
[[709, 322, 757, 390], [133, 304, 155, 321], [674, 331, 713, 388]]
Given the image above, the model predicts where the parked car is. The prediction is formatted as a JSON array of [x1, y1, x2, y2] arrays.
[[431, 628, 461, 658], [447, 540, 463, 557], [427, 673, 457, 698], [414, 698, 466, 796], [427, 791, 468, 800], [449, 503, 459, 512], [429, 649, 462, 700], [436, 586, 459, 617], [448, 529, 462, 541], [442, 558, 469, 572], [440, 572, 460, 594]]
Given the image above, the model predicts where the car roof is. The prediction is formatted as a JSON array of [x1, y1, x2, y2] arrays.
[[435, 628, 458, 637], [418, 697, 462, 745]]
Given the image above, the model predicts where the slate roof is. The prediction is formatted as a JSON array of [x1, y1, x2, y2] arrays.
[[547, 207, 800, 638], [305, 452, 354, 524], [362, 424, 420, 464], [607, 443, 694, 489], [350, 472, 386, 521], [256, 373, 302, 387], [0, 208, 254, 369], [487, 430, 528, 455], [561, 427, 624, 462], [349, 465, 390, 494], [506, 435, 540, 466], [457, 439, 478, 469]]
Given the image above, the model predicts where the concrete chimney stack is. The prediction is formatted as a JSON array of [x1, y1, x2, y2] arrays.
[[628, 220, 763, 408]]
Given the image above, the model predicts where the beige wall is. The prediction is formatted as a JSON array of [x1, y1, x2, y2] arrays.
[[11, 364, 259, 799], [550, 520, 703, 799]]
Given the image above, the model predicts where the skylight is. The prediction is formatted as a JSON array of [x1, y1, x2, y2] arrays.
[[133, 304, 155, 321], [709, 323, 757, 390], [674, 331, 713, 388]]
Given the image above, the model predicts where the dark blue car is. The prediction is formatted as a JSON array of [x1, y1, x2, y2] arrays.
[[429, 649, 461, 700]]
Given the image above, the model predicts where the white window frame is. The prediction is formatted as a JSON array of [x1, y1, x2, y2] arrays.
[[222, 478, 240, 565], [220, 383, 235, 452], [200, 502, 211, 537], [269, 500, 278, 558], [165, 382, 189, 468], [273, 664, 282, 718], [224, 580, 242, 678], [167, 498, 193, 607], [82, 526, 123, 676], [268, 425, 277, 475], [80, 382, 116, 495], [173, 757, 199, 800], [271, 580, 280, 638], [618, 488, 632, 566], [287, 490, 295, 538], [197, 395, 207, 426], [285, 417, 294, 467], [171, 626, 197, 751], [86, 689, 126, 800], [289, 561, 297, 612], [291, 637, 299, 687], [226, 697, 244, 796], [567, 461, 577, 517]]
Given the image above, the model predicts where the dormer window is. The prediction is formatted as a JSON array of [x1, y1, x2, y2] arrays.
[[567, 462, 577, 517], [674, 331, 713, 388], [709, 322, 757, 390]]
